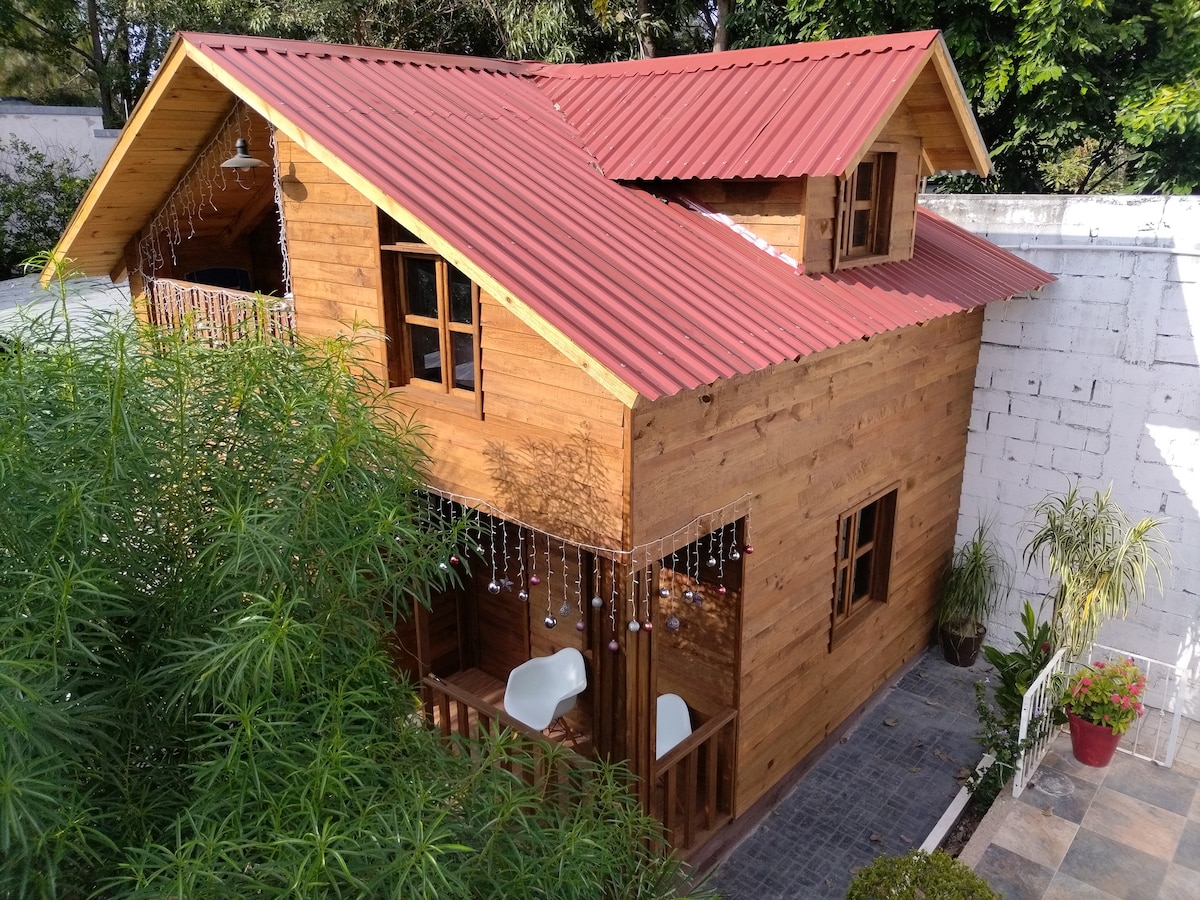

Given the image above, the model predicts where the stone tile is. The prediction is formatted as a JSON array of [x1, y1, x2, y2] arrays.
[[1043, 871, 1121, 900], [1189, 790, 1200, 823], [1057, 827, 1167, 900], [1019, 767, 1099, 824], [1160, 862, 1200, 900], [1103, 752, 1198, 816], [1173, 820, 1200, 873], [1080, 785, 1186, 860], [992, 799, 1079, 871], [1041, 741, 1108, 786], [973, 843, 1054, 900]]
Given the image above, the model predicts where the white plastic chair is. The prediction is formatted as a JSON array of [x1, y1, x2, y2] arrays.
[[656, 693, 693, 760], [503, 647, 587, 733]]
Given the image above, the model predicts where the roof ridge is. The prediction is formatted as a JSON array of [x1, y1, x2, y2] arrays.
[[177, 32, 535, 76], [528, 30, 941, 80]]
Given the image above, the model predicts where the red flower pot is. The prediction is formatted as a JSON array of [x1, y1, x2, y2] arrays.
[[1067, 711, 1122, 767]]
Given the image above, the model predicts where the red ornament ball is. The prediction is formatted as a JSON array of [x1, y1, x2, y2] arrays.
[[529, 574, 541, 585]]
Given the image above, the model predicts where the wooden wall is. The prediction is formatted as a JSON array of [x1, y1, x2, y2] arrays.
[[274, 135, 631, 547], [629, 310, 985, 815], [684, 180, 804, 261], [803, 102, 924, 274]]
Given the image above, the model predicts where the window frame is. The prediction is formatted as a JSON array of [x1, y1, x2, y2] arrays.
[[834, 150, 896, 268], [830, 485, 898, 649], [379, 213, 481, 415]]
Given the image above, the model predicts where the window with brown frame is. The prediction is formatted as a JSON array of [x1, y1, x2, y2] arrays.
[[836, 152, 896, 264], [831, 487, 897, 646], [379, 212, 480, 405]]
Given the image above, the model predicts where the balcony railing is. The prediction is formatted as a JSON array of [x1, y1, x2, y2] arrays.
[[420, 674, 737, 856], [651, 707, 737, 853], [420, 674, 589, 798], [145, 278, 294, 345]]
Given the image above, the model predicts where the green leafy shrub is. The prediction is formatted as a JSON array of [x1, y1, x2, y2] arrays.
[[981, 601, 1059, 724], [0, 139, 92, 277], [846, 850, 999, 899], [0, 296, 693, 898]]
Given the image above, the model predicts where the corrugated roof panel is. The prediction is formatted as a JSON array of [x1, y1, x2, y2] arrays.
[[62, 33, 1048, 402], [534, 35, 938, 180]]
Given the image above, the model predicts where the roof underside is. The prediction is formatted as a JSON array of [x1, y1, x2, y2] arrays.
[[55, 32, 1047, 403]]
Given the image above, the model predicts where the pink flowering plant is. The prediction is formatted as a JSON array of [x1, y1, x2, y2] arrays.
[[1063, 658, 1147, 735]]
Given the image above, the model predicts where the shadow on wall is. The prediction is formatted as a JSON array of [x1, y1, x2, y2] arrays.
[[922, 194, 1200, 713]]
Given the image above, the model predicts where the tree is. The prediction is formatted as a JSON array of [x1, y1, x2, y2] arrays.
[[0, 286, 691, 898], [0, 138, 92, 278], [728, 0, 1200, 193]]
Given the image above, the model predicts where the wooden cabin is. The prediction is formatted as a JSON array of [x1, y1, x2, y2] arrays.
[[50, 30, 1050, 863]]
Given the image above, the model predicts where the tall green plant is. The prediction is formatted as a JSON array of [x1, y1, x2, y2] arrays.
[[938, 520, 1009, 637], [1025, 483, 1169, 657], [0, 292, 694, 898]]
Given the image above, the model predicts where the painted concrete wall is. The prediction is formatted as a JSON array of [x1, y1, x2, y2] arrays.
[[922, 195, 1199, 686], [0, 100, 119, 171]]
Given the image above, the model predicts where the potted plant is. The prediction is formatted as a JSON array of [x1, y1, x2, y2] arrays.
[[1062, 658, 1146, 767], [938, 521, 1008, 667], [1025, 483, 1168, 656], [846, 849, 999, 899]]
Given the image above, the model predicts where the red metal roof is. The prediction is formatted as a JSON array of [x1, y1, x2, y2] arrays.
[[532, 32, 940, 180], [98, 34, 1051, 402]]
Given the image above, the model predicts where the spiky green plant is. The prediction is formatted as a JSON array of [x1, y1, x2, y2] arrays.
[[1024, 483, 1169, 657], [938, 520, 1009, 637], [0, 272, 697, 899]]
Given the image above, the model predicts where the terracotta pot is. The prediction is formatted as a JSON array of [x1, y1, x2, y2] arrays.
[[939, 623, 986, 667], [1067, 711, 1122, 767]]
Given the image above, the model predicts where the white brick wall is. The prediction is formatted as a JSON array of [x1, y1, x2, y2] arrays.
[[923, 195, 1200, 710]]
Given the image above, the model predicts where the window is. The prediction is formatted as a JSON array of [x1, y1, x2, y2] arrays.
[[379, 213, 480, 405], [836, 152, 895, 264], [831, 487, 897, 645]]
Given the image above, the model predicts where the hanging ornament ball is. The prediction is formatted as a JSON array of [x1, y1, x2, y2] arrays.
[[666, 615, 681, 633], [518, 590, 529, 602], [627, 619, 641, 633], [529, 574, 541, 586], [608, 639, 620, 652], [449, 555, 460, 566], [718, 584, 728, 595], [487, 580, 501, 595], [438, 562, 449, 572], [642, 620, 653, 632], [707, 555, 718, 568], [544, 615, 557, 629], [744, 545, 755, 554], [659, 587, 670, 598], [559, 601, 572, 616], [575, 619, 586, 632], [728, 548, 741, 561], [591, 595, 604, 609], [683, 589, 695, 602]]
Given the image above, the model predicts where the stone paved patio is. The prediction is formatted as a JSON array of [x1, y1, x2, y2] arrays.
[[709, 647, 988, 899]]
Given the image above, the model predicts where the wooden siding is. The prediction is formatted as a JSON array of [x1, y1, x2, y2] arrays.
[[803, 101, 924, 274], [684, 180, 804, 261], [630, 310, 984, 815], [276, 135, 630, 547]]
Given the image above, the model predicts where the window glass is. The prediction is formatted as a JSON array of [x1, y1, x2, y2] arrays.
[[408, 324, 442, 383], [405, 258, 438, 319], [451, 332, 475, 390], [855, 161, 875, 201], [449, 267, 474, 324]]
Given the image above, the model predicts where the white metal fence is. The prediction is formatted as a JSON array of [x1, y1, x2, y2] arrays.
[[1013, 647, 1068, 797], [1014, 644, 1190, 797]]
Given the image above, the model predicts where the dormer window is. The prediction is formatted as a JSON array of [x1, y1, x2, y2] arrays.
[[836, 152, 896, 265], [379, 212, 480, 409]]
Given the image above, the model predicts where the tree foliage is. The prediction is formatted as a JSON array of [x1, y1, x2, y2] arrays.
[[728, 0, 1200, 193], [0, 287, 692, 898], [0, 139, 92, 278]]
